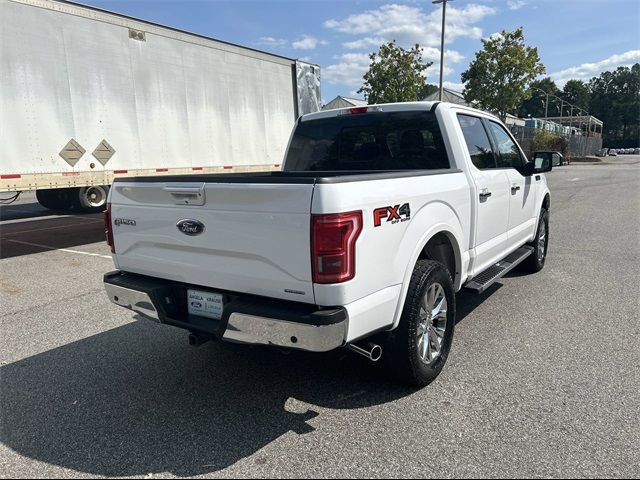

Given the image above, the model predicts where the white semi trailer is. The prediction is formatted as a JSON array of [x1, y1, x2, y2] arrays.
[[0, 0, 321, 212]]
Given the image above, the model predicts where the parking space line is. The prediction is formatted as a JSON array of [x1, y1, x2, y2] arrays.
[[5, 239, 112, 259], [1, 220, 104, 237], [0, 213, 101, 225]]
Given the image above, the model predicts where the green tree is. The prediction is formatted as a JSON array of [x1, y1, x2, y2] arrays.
[[562, 79, 591, 111], [589, 64, 640, 147], [358, 41, 432, 104], [461, 28, 545, 120], [518, 77, 560, 118]]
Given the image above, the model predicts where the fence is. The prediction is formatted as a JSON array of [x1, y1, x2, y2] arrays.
[[508, 125, 603, 158]]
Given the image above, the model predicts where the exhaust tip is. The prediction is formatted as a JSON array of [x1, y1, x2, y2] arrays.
[[369, 344, 382, 362], [347, 342, 382, 362]]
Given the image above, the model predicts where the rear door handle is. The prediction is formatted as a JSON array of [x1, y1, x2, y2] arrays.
[[479, 189, 492, 200], [511, 184, 521, 194]]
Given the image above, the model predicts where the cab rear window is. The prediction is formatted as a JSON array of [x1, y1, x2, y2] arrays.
[[283, 111, 450, 171]]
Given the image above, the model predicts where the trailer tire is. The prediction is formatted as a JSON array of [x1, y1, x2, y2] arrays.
[[36, 189, 59, 210], [78, 185, 109, 213], [36, 188, 81, 211], [381, 260, 456, 387]]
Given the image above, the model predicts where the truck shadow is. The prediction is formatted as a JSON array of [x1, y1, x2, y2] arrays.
[[2, 286, 501, 477], [1, 321, 414, 477], [455, 284, 502, 324]]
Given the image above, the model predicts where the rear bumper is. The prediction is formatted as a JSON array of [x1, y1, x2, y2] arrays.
[[103, 271, 347, 352]]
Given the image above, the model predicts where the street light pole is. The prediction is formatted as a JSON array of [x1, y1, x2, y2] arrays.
[[532, 87, 549, 118], [432, 0, 452, 101]]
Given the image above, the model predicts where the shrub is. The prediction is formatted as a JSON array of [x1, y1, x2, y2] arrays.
[[530, 130, 569, 157]]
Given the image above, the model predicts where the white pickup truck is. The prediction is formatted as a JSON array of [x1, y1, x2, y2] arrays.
[[104, 102, 552, 386]]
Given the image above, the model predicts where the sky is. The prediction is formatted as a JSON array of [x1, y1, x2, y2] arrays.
[[81, 0, 640, 103]]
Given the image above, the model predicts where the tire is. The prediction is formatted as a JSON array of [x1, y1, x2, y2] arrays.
[[36, 188, 80, 211], [381, 260, 456, 387], [35, 189, 59, 210], [77, 185, 109, 213], [522, 208, 549, 272]]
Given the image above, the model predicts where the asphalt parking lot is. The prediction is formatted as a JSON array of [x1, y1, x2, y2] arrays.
[[1, 160, 639, 478]]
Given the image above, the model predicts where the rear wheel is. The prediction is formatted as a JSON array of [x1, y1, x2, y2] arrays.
[[381, 260, 456, 387], [78, 185, 109, 213]]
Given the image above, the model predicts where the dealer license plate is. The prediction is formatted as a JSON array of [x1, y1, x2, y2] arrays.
[[187, 289, 223, 320]]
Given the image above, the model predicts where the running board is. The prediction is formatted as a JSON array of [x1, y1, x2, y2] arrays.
[[464, 246, 534, 293]]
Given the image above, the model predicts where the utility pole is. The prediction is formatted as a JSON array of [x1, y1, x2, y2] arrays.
[[432, 0, 452, 101]]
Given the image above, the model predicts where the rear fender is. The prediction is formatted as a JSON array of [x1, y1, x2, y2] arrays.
[[390, 201, 467, 331]]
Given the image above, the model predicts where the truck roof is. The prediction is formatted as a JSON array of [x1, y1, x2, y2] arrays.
[[305, 101, 501, 123]]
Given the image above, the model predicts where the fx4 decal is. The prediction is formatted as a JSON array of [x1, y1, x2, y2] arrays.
[[374, 203, 411, 227]]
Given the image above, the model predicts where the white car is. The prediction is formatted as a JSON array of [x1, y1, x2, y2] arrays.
[[104, 102, 552, 386]]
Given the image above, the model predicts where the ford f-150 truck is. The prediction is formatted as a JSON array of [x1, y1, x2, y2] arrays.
[[103, 102, 552, 386]]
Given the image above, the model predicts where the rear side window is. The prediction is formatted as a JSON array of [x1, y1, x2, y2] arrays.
[[457, 114, 496, 169], [488, 121, 525, 168], [283, 111, 450, 171]]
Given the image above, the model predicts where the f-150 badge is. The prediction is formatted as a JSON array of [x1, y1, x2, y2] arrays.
[[114, 218, 136, 226], [374, 203, 411, 227]]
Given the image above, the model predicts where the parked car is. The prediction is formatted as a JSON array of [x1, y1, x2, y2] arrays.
[[533, 151, 563, 166], [634, 148, 640, 155], [103, 102, 552, 387], [595, 148, 608, 157], [609, 149, 618, 156]]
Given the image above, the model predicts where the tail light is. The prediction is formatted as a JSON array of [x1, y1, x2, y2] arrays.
[[311, 211, 362, 284], [104, 202, 115, 254], [338, 106, 382, 115]]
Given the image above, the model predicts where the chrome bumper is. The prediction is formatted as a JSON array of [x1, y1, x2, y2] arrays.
[[105, 282, 160, 322], [104, 271, 347, 353], [222, 312, 346, 352]]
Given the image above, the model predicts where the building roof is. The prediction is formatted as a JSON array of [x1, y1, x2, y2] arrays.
[[422, 88, 474, 106], [322, 95, 368, 110]]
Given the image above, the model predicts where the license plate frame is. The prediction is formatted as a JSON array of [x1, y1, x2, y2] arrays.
[[187, 289, 223, 320]]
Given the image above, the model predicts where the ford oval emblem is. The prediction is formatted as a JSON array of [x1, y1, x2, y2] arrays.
[[177, 219, 205, 236]]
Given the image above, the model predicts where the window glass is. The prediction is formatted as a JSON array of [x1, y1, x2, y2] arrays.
[[488, 122, 524, 168], [283, 111, 450, 171], [457, 114, 496, 169]]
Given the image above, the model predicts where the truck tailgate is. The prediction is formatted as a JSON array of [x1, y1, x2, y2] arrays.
[[109, 181, 315, 303]]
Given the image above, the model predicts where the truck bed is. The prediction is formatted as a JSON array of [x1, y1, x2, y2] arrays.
[[118, 168, 459, 184]]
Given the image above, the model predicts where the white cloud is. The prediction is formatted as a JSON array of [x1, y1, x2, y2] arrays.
[[550, 50, 640, 86], [323, 53, 371, 86], [443, 81, 466, 92], [507, 0, 527, 10], [323, 3, 490, 91], [292, 35, 328, 50], [256, 36, 287, 48], [325, 3, 496, 50], [343, 37, 384, 50]]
